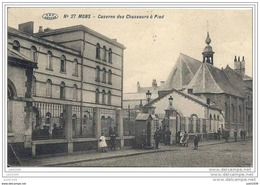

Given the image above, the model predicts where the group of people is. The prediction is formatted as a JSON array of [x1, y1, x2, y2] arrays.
[[219, 128, 247, 142], [154, 128, 200, 150], [98, 128, 117, 153], [98, 127, 248, 152], [153, 128, 172, 149]]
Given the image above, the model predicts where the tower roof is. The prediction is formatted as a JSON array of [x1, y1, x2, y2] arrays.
[[205, 32, 211, 45]]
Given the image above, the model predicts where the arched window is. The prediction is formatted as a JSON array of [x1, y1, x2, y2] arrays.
[[13, 40, 20, 51], [95, 89, 99, 103], [74, 59, 78, 76], [95, 66, 100, 82], [32, 76, 36, 96], [47, 51, 53, 70], [108, 48, 112, 63], [238, 105, 242, 123], [188, 117, 194, 133], [31, 46, 37, 62], [60, 82, 65, 99], [108, 69, 112, 84], [102, 68, 106, 83], [209, 114, 212, 131], [46, 79, 52, 97], [96, 43, 101, 59], [231, 104, 235, 122], [72, 114, 77, 132], [102, 90, 106, 104], [60, 55, 66, 72], [225, 102, 229, 122], [103, 46, 107, 61], [46, 112, 51, 125], [73, 84, 77, 101], [196, 119, 200, 133], [107, 91, 111, 105]]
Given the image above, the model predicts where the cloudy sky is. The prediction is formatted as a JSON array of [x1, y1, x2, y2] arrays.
[[8, 7, 253, 93]]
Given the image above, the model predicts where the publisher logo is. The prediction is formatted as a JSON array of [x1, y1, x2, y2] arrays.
[[42, 13, 58, 20]]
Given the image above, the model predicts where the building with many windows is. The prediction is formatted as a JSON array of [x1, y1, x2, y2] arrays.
[[7, 21, 125, 158]]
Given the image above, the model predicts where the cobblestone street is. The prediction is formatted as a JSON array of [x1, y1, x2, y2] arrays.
[[57, 139, 252, 167]]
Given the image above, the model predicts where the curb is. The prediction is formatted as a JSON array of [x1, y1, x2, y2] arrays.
[[22, 139, 249, 167], [44, 149, 174, 166]]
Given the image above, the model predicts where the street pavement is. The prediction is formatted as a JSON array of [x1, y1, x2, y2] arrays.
[[15, 138, 252, 167]]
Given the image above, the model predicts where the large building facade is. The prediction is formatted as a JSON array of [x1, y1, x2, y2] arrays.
[[7, 22, 125, 158]]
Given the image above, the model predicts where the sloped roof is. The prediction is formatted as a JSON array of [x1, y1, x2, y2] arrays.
[[186, 62, 245, 98], [8, 47, 38, 68], [145, 87, 221, 111], [162, 53, 201, 90]]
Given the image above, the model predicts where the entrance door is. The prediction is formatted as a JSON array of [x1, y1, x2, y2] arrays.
[[146, 122, 151, 146]]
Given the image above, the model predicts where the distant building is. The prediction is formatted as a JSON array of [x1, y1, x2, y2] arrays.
[[126, 31, 253, 140], [160, 37, 252, 136]]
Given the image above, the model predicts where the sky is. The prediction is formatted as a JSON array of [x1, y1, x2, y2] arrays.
[[8, 8, 253, 93]]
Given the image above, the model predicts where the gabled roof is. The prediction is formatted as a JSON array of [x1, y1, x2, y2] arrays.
[[145, 87, 222, 111], [162, 53, 201, 90], [8, 47, 38, 68], [186, 62, 245, 98]]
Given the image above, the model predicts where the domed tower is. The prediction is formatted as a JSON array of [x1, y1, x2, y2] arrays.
[[202, 32, 215, 65]]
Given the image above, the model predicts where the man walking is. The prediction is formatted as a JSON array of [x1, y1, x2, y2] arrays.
[[217, 128, 221, 140], [233, 129, 237, 142], [193, 134, 199, 150], [154, 128, 161, 149]]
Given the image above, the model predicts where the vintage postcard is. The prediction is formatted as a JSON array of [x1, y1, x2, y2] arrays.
[[2, 2, 258, 185]]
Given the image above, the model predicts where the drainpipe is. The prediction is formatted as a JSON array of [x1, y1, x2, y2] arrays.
[[80, 31, 86, 135]]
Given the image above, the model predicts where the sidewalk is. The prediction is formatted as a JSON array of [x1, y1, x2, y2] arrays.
[[16, 139, 244, 167]]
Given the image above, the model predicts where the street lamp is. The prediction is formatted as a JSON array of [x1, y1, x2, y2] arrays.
[[146, 90, 152, 102]]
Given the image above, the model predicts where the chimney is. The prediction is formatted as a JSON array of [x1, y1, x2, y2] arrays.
[[160, 81, 165, 86], [38, 26, 44, 33], [152, 79, 157, 88], [241, 56, 245, 77], [18, 21, 34, 34], [137, 81, 140, 93]]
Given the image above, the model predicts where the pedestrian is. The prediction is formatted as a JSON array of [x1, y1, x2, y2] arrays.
[[154, 128, 161, 149], [180, 130, 184, 146], [240, 130, 244, 139], [223, 129, 230, 142], [183, 131, 189, 147], [177, 130, 181, 145], [233, 129, 237, 142], [52, 123, 58, 139], [217, 128, 221, 140], [243, 130, 247, 140], [164, 129, 171, 146], [99, 133, 107, 152], [193, 134, 199, 150], [110, 128, 116, 151]]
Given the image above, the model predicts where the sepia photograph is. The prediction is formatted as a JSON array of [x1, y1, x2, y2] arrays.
[[1, 2, 258, 184]]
